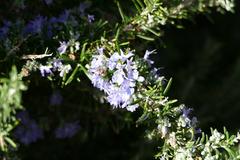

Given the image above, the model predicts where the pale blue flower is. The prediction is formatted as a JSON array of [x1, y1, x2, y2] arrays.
[[107, 85, 131, 107], [120, 50, 134, 62], [58, 41, 68, 54], [144, 50, 155, 65], [112, 69, 125, 85], [91, 74, 110, 91], [107, 81, 134, 108], [127, 68, 139, 80], [125, 60, 144, 82], [107, 52, 121, 70], [52, 59, 63, 71], [39, 65, 52, 77], [88, 48, 142, 111]]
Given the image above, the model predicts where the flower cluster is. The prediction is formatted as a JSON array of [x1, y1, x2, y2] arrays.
[[39, 59, 72, 77], [23, 15, 47, 35], [178, 107, 198, 129], [14, 111, 43, 145], [0, 2, 93, 41], [88, 48, 145, 112], [38, 38, 82, 77], [198, 129, 240, 160], [55, 121, 80, 139], [174, 147, 195, 160], [57, 39, 80, 55]]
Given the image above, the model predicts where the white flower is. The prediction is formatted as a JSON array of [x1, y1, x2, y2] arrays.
[[157, 118, 171, 138], [209, 130, 224, 144], [175, 148, 194, 160], [147, 14, 154, 24], [126, 104, 139, 112], [75, 41, 80, 51], [167, 132, 177, 148], [59, 64, 72, 77]]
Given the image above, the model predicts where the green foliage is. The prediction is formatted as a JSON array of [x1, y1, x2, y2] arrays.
[[121, 0, 235, 40], [0, 66, 27, 152]]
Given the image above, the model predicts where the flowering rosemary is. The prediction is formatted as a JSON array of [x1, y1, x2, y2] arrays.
[[88, 48, 144, 112]]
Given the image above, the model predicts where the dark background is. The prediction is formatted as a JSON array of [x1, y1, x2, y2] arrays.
[[159, 2, 240, 132]]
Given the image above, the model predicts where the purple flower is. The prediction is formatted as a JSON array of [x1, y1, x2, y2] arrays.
[[49, 91, 63, 106], [0, 26, 9, 37], [58, 10, 70, 23], [87, 14, 95, 23], [179, 107, 198, 128], [58, 41, 68, 54], [55, 121, 80, 139], [39, 65, 52, 77], [49, 17, 58, 24], [24, 15, 46, 34], [16, 111, 30, 125], [182, 108, 193, 118], [0, 21, 11, 39], [151, 67, 161, 79], [191, 117, 198, 127], [14, 111, 43, 145], [46, 25, 53, 38], [195, 128, 202, 134], [43, 0, 53, 5]]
